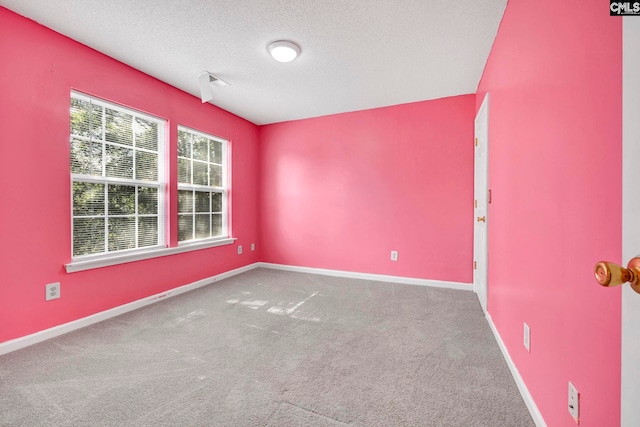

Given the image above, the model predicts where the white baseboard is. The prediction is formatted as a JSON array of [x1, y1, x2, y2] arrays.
[[258, 262, 472, 291], [3, 260, 541, 425], [0, 263, 259, 356], [1, 262, 469, 356], [485, 312, 546, 427]]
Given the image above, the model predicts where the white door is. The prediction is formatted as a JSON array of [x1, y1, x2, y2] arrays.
[[474, 94, 489, 313], [622, 17, 640, 427]]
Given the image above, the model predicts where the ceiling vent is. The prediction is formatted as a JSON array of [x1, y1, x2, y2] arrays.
[[198, 72, 230, 103]]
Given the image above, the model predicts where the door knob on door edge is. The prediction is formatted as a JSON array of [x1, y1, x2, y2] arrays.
[[477, 216, 486, 223], [594, 257, 640, 294]]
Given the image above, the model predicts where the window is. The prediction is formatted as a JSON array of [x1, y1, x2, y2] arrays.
[[66, 92, 234, 273], [70, 92, 166, 259], [177, 126, 228, 243]]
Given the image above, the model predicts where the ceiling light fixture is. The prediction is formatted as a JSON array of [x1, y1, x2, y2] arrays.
[[267, 40, 301, 63], [198, 72, 230, 103]]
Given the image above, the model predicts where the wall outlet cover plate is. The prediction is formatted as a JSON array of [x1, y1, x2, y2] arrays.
[[568, 381, 579, 424], [45, 282, 61, 301]]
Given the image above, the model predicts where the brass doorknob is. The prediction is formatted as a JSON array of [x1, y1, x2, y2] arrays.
[[594, 257, 640, 294], [477, 216, 486, 223]]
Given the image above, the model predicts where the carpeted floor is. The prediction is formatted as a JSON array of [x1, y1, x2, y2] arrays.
[[0, 268, 534, 426]]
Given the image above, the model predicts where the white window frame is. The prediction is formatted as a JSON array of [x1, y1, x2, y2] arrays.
[[177, 125, 229, 245], [64, 94, 236, 274], [68, 91, 167, 263]]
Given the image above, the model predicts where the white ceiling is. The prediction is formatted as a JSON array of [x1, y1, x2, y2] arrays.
[[1, 0, 507, 125]]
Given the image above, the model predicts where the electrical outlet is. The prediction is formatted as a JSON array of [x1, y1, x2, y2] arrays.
[[390, 251, 398, 261], [524, 322, 531, 352], [237, 245, 243, 255], [251, 243, 255, 251], [45, 282, 60, 301], [568, 381, 580, 424]]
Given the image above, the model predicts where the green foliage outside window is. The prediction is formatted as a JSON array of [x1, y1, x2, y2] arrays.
[[70, 93, 163, 257]]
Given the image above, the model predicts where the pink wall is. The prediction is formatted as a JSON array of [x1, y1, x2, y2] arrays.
[[0, 8, 260, 344], [3, 4, 622, 424], [259, 96, 475, 283], [477, 1, 622, 425]]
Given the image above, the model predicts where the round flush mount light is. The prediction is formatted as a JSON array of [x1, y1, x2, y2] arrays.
[[267, 40, 301, 63]]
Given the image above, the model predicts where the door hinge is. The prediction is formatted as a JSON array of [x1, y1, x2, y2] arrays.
[[475, 138, 478, 147], [488, 189, 492, 204], [474, 261, 477, 270], [474, 199, 478, 208]]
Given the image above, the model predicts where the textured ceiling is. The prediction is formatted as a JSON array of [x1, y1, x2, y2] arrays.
[[1, 0, 507, 125]]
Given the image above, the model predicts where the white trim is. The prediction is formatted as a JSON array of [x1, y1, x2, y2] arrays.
[[70, 91, 169, 257], [622, 17, 640, 427], [177, 125, 229, 243], [5, 262, 471, 356], [473, 92, 490, 313], [258, 262, 472, 291], [71, 90, 166, 122], [485, 312, 547, 427], [65, 237, 236, 273], [0, 263, 259, 356]]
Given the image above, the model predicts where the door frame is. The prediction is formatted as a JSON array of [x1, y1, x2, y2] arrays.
[[474, 93, 489, 313], [621, 17, 640, 427]]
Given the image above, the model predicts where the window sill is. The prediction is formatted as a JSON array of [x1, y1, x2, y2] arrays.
[[65, 237, 236, 273]]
